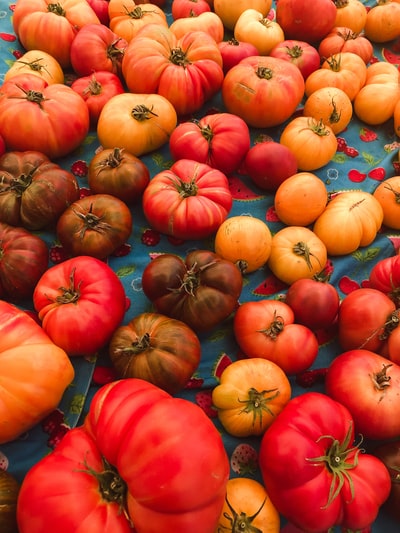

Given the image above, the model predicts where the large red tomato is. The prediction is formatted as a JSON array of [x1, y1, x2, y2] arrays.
[[33, 256, 127, 355], [141, 249, 243, 333], [259, 392, 391, 532], [17, 378, 230, 533], [169, 113, 251, 175], [0, 74, 89, 160], [142, 159, 232, 240]]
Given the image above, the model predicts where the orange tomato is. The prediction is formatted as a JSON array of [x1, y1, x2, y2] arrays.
[[318, 26, 373, 64], [302, 86, 353, 134], [274, 172, 328, 226], [234, 9, 285, 55], [213, 0, 272, 31], [373, 176, 400, 230], [214, 215, 272, 274], [109, 0, 168, 41], [4, 49, 64, 85], [169, 11, 224, 42], [333, 0, 368, 33], [364, 0, 400, 43]]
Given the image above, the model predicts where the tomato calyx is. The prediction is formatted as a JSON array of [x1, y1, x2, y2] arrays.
[[95, 147, 124, 173], [293, 240, 323, 271], [259, 310, 285, 340], [107, 39, 125, 64], [227, 37, 240, 47], [238, 387, 280, 429], [55, 268, 82, 305], [371, 363, 393, 392], [172, 261, 216, 296], [193, 120, 214, 143], [172, 177, 199, 197], [16, 57, 51, 76], [84, 74, 103, 97], [131, 104, 159, 122], [169, 47, 191, 68], [333, 0, 350, 9], [72, 202, 114, 237], [124, 5, 156, 19], [285, 45, 304, 59], [306, 422, 363, 509], [222, 494, 267, 533], [13, 84, 48, 108], [304, 117, 331, 137], [384, 182, 400, 205], [6, 168, 35, 197], [256, 66, 273, 80], [47, 2, 66, 17], [116, 332, 152, 356]]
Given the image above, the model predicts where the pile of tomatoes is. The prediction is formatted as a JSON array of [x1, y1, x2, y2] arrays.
[[1, 0, 400, 531]]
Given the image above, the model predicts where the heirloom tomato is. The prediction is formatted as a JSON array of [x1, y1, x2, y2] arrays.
[[216, 477, 280, 533], [56, 193, 132, 259], [12, 0, 101, 69], [71, 71, 125, 126], [212, 357, 291, 437], [218, 38, 260, 74], [141, 249, 243, 333], [0, 74, 89, 160], [33, 256, 127, 356], [109, 0, 168, 42], [4, 49, 64, 85], [142, 159, 232, 241], [169, 11, 224, 42], [233, 299, 319, 375], [354, 77, 400, 126], [369, 255, 400, 306], [364, 0, 400, 43], [88, 147, 150, 204], [233, 9, 285, 56], [168, 113, 251, 175], [0, 150, 80, 230], [222, 55, 305, 128], [325, 349, 400, 440], [0, 300, 74, 444], [259, 392, 391, 532], [373, 175, 400, 230], [86, 0, 110, 25], [333, 0, 368, 34], [0, 222, 48, 301], [213, 0, 272, 31], [109, 312, 201, 395], [318, 27, 373, 64], [269, 39, 321, 80], [373, 439, 400, 522], [171, 0, 211, 19], [303, 86, 353, 135], [267, 226, 328, 285], [121, 24, 224, 116], [17, 378, 230, 533], [97, 92, 177, 157], [70, 23, 128, 77]]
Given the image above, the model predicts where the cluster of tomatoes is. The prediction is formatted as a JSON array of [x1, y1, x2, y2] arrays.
[[1, 0, 400, 532]]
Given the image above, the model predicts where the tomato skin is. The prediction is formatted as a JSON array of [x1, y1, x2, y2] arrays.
[[218, 38, 260, 74], [325, 349, 400, 440], [142, 159, 232, 240], [259, 392, 391, 532], [86, 0, 110, 25], [369, 255, 400, 307], [141, 249, 243, 333], [33, 256, 127, 356], [171, 0, 211, 19], [269, 39, 321, 80], [169, 113, 251, 175]]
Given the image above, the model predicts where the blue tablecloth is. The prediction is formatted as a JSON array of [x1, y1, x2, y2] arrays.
[[1, 0, 400, 530]]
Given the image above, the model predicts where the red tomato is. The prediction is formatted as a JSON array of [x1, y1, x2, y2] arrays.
[[259, 392, 391, 532], [233, 299, 319, 375], [17, 378, 230, 533], [71, 71, 125, 126], [141, 249, 243, 333], [284, 277, 340, 330], [269, 39, 321, 80], [368, 255, 400, 307], [86, 0, 110, 24], [33, 256, 127, 355], [325, 349, 400, 440], [169, 113, 251, 175], [142, 159, 232, 240], [243, 141, 298, 191], [0, 74, 89, 160], [171, 0, 211, 18], [218, 38, 260, 74], [70, 23, 128, 77]]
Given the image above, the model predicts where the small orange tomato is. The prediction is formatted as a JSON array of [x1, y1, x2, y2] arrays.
[[274, 172, 328, 226], [318, 26, 373, 64], [333, 0, 368, 33], [109, 1, 168, 41], [215, 477, 280, 533], [302, 86, 353, 134], [212, 357, 291, 437], [354, 82, 400, 125], [267, 226, 328, 284], [169, 11, 224, 42], [234, 9, 285, 55], [373, 176, 400, 230], [364, 0, 400, 43], [4, 50, 64, 85], [214, 215, 272, 274], [213, 0, 272, 31], [280, 116, 337, 171]]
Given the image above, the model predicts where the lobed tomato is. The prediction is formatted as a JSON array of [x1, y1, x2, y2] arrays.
[[269, 39, 321, 80]]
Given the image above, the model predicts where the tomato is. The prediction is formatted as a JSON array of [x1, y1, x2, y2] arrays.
[[269, 39, 321, 80], [303, 86, 353, 135], [109, 312, 201, 395], [218, 38, 260, 74], [233, 299, 319, 375], [121, 24, 224, 116], [56, 193, 132, 259], [168, 112, 251, 175], [88, 147, 150, 205], [170, 11, 224, 42], [259, 392, 391, 532], [276, 0, 337, 43], [0, 150, 80, 230], [337, 287, 397, 354], [33, 256, 127, 356], [216, 477, 280, 533], [142, 159, 232, 241], [213, 0, 272, 31], [71, 71, 125, 127], [243, 141, 298, 192], [373, 175, 400, 230], [364, 0, 400, 43], [212, 358, 291, 437], [325, 349, 400, 440], [0, 222, 48, 302], [267, 226, 328, 285], [369, 255, 400, 307], [373, 439, 400, 522], [70, 23, 128, 77], [141, 249, 243, 333], [171, 0, 211, 19], [110, 1, 168, 42], [0, 74, 89, 160], [97, 92, 177, 157], [318, 27, 374, 64], [284, 277, 340, 331], [12, 0, 101, 69], [86, 0, 110, 25], [221, 55, 305, 128], [4, 49, 64, 85], [17, 378, 230, 533], [333, 0, 368, 34], [0, 300, 74, 444], [233, 9, 285, 56]]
